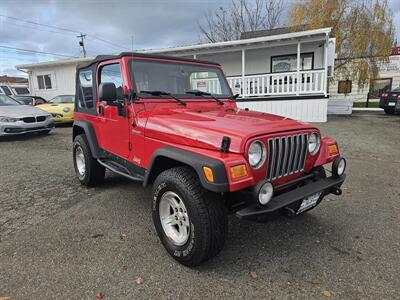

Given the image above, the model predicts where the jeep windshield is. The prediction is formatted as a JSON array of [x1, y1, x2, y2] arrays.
[[130, 59, 232, 99]]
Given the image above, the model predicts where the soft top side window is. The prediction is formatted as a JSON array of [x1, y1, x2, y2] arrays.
[[99, 63, 124, 100]]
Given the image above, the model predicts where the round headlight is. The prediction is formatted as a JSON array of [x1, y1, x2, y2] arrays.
[[63, 107, 70, 113], [248, 141, 266, 169], [308, 133, 320, 155]]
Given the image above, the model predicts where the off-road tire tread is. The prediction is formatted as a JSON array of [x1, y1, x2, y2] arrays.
[[153, 166, 227, 266]]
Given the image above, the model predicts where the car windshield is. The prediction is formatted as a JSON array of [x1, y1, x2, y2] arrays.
[[49, 95, 74, 103], [130, 59, 232, 98], [0, 95, 20, 106], [15, 97, 33, 105], [391, 87, 400, 92]]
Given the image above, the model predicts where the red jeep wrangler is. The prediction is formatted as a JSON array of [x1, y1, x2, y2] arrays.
[[73, 53, 347, 266]]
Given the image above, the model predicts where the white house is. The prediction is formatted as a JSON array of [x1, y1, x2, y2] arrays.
[[329, 48, 400, 113], [16, 27, 335, 122]]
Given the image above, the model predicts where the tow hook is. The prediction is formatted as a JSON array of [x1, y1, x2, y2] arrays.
[[330, 187, 342, 196]]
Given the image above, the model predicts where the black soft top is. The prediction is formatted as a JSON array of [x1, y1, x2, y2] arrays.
[[76, 52, 220, 70]]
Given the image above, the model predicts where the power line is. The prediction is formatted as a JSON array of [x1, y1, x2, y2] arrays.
[[0, 14, 79, 34], [0, 14, 130, 51], [88, 35, 130, 51], [0, 45, 79, 58]]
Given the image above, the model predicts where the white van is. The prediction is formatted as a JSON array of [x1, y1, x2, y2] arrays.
[[0, 83, 30, 96]]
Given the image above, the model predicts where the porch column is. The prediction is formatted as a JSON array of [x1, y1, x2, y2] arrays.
[[296, 41, 301, 96], [241, 49, 246, 96], [323, 34, 329, 97]]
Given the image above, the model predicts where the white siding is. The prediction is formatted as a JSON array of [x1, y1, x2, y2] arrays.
[[29, 64, 77, 99], [237, 98, 328, 122], [197, 41, 324, 77]]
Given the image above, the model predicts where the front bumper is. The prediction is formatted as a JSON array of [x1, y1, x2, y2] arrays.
[[0, 120, 54, 136], [236, 174, 346, 219], [380, 99, 400, 112], [51, 113, 73, 123]]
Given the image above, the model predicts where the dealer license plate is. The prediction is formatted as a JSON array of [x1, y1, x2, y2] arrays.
[[297, 192, 322, 214], [388, 102, 396, 106]]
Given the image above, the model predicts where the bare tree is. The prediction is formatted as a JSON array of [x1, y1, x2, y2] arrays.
[[199, 0, 285, 43]]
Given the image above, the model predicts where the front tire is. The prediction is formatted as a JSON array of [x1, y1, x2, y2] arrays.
[[152, 166, 227, 267], [73, 134, 105, 186]]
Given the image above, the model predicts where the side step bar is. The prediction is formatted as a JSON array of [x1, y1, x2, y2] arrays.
[[97, 159, 144, 182]]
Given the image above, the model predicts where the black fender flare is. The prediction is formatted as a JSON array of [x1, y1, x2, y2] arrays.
[[143, 146, 229, 193], [72, 120, 101, 158]]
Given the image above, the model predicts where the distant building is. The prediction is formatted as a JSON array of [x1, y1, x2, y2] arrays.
[[329, 47, 400, 113], [0, 75, 29, 96], [16, 27, 335, 122]]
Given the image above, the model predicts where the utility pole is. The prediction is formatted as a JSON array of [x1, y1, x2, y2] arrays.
[[77, 33, 87, 58]]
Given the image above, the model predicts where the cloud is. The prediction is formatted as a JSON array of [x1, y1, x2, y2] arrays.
[[0, 0, 399, 77]]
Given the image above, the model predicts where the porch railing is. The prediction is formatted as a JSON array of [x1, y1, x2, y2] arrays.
[[227, 70, 326, 97]]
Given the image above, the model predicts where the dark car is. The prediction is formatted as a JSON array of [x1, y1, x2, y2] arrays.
[[13, 96, 47, 106], [379, 88, 400, 114]]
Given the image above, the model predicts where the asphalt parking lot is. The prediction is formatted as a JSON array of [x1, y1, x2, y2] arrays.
[[0, 111, 399, 299]]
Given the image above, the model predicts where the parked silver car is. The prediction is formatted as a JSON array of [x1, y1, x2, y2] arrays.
[[0, 95, 54, 136]]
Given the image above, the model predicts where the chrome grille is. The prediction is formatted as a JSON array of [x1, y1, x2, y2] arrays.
[[266, 133, 308, 181]]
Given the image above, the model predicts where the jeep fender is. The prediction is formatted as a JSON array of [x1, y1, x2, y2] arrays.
[[72, 120, 101, 158], [143, 146, 229, 193]]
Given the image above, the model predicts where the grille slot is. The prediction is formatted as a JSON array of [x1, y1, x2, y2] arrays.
[[266, 133, 308, 181], [22, 117, 35, 123], [36, 116, 46, 122]]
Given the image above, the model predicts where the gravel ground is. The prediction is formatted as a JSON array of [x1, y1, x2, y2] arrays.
[[0, 112, 399, 299]]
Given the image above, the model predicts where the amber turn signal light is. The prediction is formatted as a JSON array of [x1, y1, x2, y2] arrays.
[[230, 164, 248, 179], [203, 166, 214, 182], [328, 144, 338, 155]]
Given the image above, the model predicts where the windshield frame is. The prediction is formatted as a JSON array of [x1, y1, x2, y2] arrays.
[[128, 58, 233, 99], [0, 94, 21, 106]]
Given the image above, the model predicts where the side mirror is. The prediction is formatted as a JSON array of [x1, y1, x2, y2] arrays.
[[99, 82, 117, 102]]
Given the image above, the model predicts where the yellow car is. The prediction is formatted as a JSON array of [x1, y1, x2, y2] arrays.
[[38, 95, 75, 123]]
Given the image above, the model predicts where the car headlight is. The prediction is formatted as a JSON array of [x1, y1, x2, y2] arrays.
[[308, 133, 320, 155], [0, 116, 19, 123], [46, 114, 53, 119], [63, 107, 70, 113], [248, 141, 266, 169]]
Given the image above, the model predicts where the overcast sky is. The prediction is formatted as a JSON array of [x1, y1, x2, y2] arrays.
[[1, 0, 400, 77]]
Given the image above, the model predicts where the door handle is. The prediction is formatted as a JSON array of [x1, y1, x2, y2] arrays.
[[115, 99, 126, 117]]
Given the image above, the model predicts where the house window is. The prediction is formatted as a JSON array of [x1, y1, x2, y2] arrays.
[[369, 78, 392, 99], [271, 53, 314, 73], [37, 74, 52, 90]]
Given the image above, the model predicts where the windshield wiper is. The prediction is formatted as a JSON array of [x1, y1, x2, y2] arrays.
[[140, 90, 187, 106], [186, 90, 224, 105]]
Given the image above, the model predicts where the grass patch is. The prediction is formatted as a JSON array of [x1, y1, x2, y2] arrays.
[[353, 101, 380, 108]]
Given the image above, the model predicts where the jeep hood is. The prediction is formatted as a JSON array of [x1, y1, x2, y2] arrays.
[[144, 106, 317, 153]]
